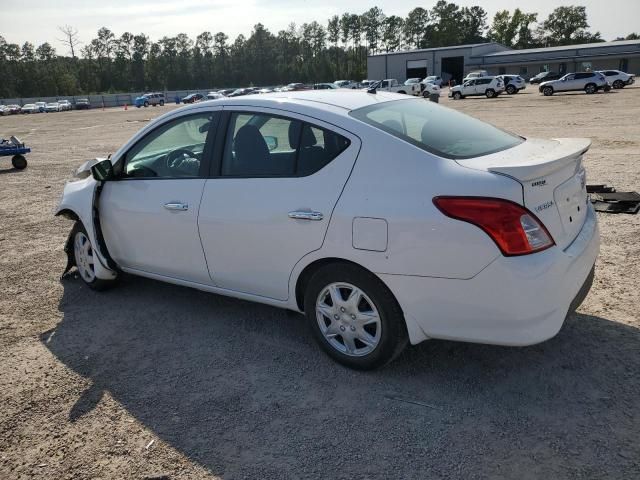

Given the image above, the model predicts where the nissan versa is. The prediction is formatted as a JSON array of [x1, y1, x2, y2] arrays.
[[56, 90, 599, 369]]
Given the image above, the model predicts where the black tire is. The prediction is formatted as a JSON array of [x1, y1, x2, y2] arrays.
[[11, 155, 27, 170], [304, 263, 408, 370], [453, 91, 462, 100], [485, 89, 495, 98], [506, 85, 516, 95], [70, 222, 118, 291], [584, 83, 596, 94], [159, 100, 165, 106], [144, 101, 149, 107], [543, 86, 554, 96], [423, 91, 429, 98], [613, 80, 624, 89]]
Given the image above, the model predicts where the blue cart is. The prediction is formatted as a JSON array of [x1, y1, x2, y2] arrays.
[[0, 136, 30, 169]]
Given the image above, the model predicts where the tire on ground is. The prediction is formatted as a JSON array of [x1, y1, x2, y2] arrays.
[[70, 222, 118, 291]]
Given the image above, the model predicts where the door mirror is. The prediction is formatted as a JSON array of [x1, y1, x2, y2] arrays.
[[91, 159, 115, 181], [264, 135, 278, 151]]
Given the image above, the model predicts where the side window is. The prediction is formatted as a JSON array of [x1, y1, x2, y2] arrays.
[[221, 112, 350, 177], [565, 74, 575, 81], [124, 113, 214, 178]]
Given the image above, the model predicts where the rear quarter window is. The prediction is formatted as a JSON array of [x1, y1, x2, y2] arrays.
[[350, 99, 523, 160]]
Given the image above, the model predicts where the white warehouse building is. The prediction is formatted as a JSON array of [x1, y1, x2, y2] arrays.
[[367, 39, 640, 84]]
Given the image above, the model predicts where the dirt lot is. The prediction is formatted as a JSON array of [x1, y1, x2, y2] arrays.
[[1, 88, 639, 479]]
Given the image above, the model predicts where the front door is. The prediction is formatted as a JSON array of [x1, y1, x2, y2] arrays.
[[100, 110, 218, 284], [198, 108, 360, 300]]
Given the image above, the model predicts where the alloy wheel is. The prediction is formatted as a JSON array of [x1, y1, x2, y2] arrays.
[[74, 231, 96, 283]]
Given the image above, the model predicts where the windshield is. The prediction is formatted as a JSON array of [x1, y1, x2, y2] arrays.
[[349, 99, 523, 160]]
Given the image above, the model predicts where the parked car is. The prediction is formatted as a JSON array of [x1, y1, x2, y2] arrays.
[[375, 79, 420, 95], [75, 98, 91, 110], [207, 92, 225, 100], [45, 102, 61, 112], [529, 71, 562, 84], [404, 78, 422, 86], [21, 104, 39, 114], [134, 93, 165, 108], [539, 72, 609, 96], [360, 80, 378, 88], [449, 76, 505, 99], [334, 80, 358, 89], [227, 88, 253, 97], [0, 105, 8, 116], [7, 105, 22, 114], [497, 75, 527, 94], [462, 70, 489, 82], [422, 76, 443, 87], [58, 100, 72, 111], [598, 70, 635, 89], [35, 101, 47, 113], [217, 89, 235, 96], [313, 83, 338, 90], [56, 90, 599, 370], [182, 93, 205, 104], [420, 82, 441, 97]]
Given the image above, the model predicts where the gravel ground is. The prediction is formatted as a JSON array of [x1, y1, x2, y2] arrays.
[[1, 88, 639, 479]]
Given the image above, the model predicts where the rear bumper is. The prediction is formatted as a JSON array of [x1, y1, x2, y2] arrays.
[[380, 204, 600, 346]]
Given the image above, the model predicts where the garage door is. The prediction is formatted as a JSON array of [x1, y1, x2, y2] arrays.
[[406, 60, 427, 79]]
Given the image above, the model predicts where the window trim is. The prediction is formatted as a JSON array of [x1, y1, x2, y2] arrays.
[[210, 110, 351, 179], [116, 110, 220, 181]]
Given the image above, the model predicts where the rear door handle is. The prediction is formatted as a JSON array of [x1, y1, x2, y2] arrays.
[[164, 202, 189, 211], [288, 210, 324, 221]]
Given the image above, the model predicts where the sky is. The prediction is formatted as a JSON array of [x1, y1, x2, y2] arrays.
[[1, 0, 638, 53]]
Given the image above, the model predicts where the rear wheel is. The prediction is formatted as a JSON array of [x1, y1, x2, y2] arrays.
[[304, 263, 408, 370], [543, 86, 554, 96], [506, 85, 516, 95], [71, 223, 118, 291], [485, 89, 495, 98], [613, 80, 624, 89], [11, 155, 27, 170], [584, 83, 596, 94]]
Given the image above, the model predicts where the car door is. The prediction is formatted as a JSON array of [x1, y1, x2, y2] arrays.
[[462, 80, 475, 95], [198, 108, 360, 300], [99, 109, 219, 284], [559, 74, 575, 91]]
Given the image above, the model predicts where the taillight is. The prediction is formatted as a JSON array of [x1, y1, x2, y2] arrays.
[[433, 197, 554, 256]]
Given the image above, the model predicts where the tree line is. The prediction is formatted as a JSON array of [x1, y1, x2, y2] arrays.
[[0, 2, 637, 98]]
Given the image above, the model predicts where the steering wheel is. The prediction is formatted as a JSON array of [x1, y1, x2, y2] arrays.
[[166, 148, 197, 169]]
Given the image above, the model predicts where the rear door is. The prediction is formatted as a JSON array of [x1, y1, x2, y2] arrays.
[[198, 108, 360, 300]]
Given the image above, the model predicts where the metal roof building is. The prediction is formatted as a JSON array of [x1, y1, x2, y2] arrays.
[[367, 40, 640, 84]]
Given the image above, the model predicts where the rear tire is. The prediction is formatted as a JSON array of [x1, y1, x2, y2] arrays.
[[70, 222, 118, 291], [543, 86, 554, 96], [11, 155, 27, 170], [485, 89, 495, 98], [304, 263, 408, 370], [506, 85, 516, 95], [584, 83, 596, 94]]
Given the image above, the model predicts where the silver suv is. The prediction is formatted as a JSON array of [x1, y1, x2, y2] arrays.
[[539, 72, 609, 96], [449, 76, 505, 99]]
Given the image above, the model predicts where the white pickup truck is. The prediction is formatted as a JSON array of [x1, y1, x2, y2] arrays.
[[374, 79, 421, 95]]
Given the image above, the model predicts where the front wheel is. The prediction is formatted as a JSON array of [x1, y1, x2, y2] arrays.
[[506, 85, 516, 94], [613, 80, 624, 89], [543, 86, 554, 96], [452, 91, 462, 100], [159, 100, 165, 106], [71, 223, 118, 290], [12, 155, 27, 169], [304, 263, 408, 370], [144, 101, 149, 107]]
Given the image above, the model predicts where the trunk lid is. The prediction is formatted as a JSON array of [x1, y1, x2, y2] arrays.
[[456, 138, 591, 249]]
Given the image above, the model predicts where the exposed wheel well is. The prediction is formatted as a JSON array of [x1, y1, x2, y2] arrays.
[[295, 258, 394, 312], [55, 208, 79, 221]]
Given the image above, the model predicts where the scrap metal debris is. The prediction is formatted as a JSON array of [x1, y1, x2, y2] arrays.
[[587, 184, 640, 214]]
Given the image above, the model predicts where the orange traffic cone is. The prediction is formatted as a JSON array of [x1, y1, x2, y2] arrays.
[[124, 103, 128, 111]]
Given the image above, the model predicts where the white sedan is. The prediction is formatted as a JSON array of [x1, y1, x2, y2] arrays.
[[56, 90, 599, 369]]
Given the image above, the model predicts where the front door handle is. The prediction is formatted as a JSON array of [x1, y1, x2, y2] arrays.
[[164, 202, 189, 211], [288, 210, 324, 221]]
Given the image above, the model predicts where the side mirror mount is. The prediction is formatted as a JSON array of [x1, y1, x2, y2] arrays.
[[91, 159, 115, 181], [264, 136, 278, 152]]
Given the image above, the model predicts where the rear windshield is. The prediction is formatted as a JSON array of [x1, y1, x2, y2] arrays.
[[349, 99, 523, 159]]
